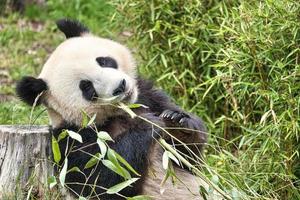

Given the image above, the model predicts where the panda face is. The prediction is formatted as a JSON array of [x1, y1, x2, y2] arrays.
[[37, 35, 138, 126]]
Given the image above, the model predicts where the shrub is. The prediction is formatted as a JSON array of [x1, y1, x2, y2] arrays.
[[116, 0, 300, 199]]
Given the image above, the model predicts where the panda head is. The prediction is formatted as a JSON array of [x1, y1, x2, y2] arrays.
[[16, 19, 138, 127]]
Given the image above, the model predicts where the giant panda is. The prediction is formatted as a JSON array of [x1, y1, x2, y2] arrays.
[[16, 19, 211, 200]]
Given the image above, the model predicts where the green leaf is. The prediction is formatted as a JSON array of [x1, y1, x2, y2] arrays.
[[81, 110, 88, 128], [199, 185, 208, 200], [67, 130, 83, 143], [160, 168, 171, 186], [67, 166, 81, 173], [162, 151, 169, 170], [84, 153, 100, 169], [59, 158, 68, 187], [52, 136, 61, 164], [127, 195, 152, 200], [102, 159, 121, 175], [107, 149, 119, 165], [114, 150, 140, 176], [102, 159, 131, 179], [107, 178, 139, 194], [128, 104, 148, 109], [78, 196, 87, 200], [118, 102, 137, 118], [57, 130, 68, 142], [97, 138, 107, 158], [160, 54, 168, 68], [47, 176, 57, 189], [87, 113, 97, 126], [97, 131, 113, 141], [107, 149, 132, 179]]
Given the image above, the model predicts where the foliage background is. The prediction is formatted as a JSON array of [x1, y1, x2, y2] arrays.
[[0, 0, 299, 199]]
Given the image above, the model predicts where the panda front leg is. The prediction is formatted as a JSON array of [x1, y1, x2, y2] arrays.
[[53, 114, 165, 199], [159, 109, 207, 163]]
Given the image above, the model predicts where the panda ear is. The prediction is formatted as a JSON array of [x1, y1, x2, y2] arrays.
[[16, 76, 48, 106], [56, 18, 89, 38]]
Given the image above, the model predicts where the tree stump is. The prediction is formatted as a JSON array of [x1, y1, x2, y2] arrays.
[[0, 125, 52, 197]]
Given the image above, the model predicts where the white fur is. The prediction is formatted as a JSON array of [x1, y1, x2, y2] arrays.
[[38, 35, 138, 127]]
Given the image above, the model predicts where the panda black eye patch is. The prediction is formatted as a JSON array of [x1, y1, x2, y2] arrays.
[[79, 80, 98, 101], [96, 57, 118, 69]]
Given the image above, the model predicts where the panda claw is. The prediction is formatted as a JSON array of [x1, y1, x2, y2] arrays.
[[179, 118, 184, 124]]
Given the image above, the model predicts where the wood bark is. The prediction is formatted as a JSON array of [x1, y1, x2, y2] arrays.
[[0, 125, 52, 196]]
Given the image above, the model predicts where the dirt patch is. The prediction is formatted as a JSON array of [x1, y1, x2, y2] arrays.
[[17, 19, 44, 32], [0, 68, 13, 86], [0, 93, 15, 103]]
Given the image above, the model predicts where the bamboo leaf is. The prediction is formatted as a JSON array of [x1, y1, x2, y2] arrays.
[[107, 178, 139, 194], [114, 150, 140, 176], [47, 176, 57, 189], [97, 138, 107, 158], [67, 166, 81, 173], [97, 131, 113, 141], [162, 151, 169, 170], [118, 102, 137, 118], [57, 130, 68, 142], [167, 151, 180, 166], [126, 195, 152, 200], [87, 113, 97, 126], [128, 104, 149, 109], [102, 159, 131, 179], [84, 153, 101, 169], [52, 136, 61, 164], [67, 130, 83, 143], [199, 185, 208, 200], [107, 149, 132, 179], [81, 110, 88, 128], [59, 158, 68, 187]]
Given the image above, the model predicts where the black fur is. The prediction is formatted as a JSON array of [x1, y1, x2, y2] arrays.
[[79, 80, 98, 101], [16, 76, 47, 106], [96, 57, 118, 69], [56, 19, 89, 38], [51, 114, 162, 199], [113, 79, 126, 96], [136, 77, 180, 113], [51, 78, 207, 199]]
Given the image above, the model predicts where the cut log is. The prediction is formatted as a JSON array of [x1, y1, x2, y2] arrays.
[[0, 125, 52, 197]]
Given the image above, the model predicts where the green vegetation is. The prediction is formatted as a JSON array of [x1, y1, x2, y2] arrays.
[[117, 0, 300, 199], [0, 0, 299, 199]]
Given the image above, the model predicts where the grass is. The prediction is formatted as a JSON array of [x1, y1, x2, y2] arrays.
[[1, 0, 300, 199]]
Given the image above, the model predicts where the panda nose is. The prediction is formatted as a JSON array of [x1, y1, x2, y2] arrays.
[[113, 79, 126, 96]]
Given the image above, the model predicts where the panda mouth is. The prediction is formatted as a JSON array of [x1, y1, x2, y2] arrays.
[[80, 79, 134, 103]]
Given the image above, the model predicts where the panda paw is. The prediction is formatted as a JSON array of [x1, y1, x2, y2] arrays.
[[160, 110, 191, 126], [160, 110, 204, 132]]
